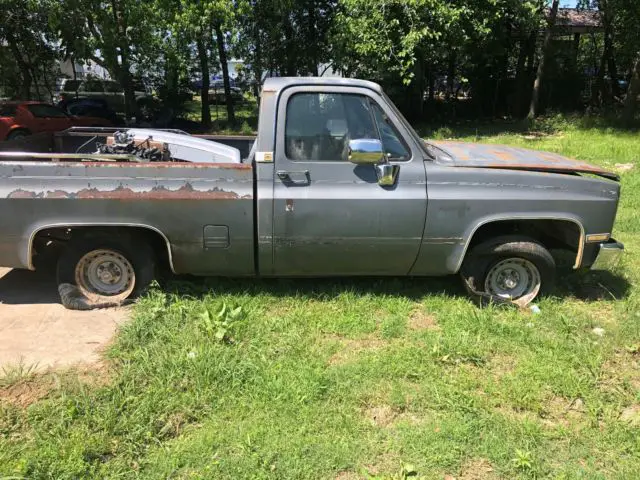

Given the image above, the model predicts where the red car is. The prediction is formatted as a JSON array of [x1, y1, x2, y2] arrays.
[[0, 101, 113, 141]]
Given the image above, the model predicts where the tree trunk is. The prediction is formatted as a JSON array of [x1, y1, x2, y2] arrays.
[[307, 4, 318, 76], [622, 52, 640, 124], [513, 34, 529, 116], [282, 15, 297, 76], [215, 23, 236, 126], [197, 36, 212, 129], [253, 25, 263, 100], [112, 0, 136, 120], [447, 50, 456, 100], [528, 0, 559, 120], [5, 34, 32, 99], [599, 0, 619, 100]]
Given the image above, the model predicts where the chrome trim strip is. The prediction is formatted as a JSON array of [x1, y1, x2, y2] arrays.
[[455, 216, 586, 272], [27, 222, 175, 273]]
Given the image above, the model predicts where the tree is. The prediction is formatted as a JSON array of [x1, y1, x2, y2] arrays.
[[54, 0, 160, 119], [0, 0, 58, 100], [528, 0, 560, 119]]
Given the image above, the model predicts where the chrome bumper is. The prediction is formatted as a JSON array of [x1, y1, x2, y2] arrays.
[[590, 239, 624, 271]]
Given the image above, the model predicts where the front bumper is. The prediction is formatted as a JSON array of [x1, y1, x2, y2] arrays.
[[590, 239, 624, 271]]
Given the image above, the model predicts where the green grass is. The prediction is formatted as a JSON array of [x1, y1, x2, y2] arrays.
[[2, 117, 640, 479]]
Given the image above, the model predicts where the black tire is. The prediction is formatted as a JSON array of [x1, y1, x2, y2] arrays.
[[460, 235, 556, 306], [56, 233, 155, 309], [6, 129, 30, 141]]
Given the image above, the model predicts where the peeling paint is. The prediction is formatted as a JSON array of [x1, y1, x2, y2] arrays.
[[9, 183, 252, 200]]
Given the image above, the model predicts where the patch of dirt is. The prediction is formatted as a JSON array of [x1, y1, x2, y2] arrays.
[[599, 350, 640, 395], [335, 471, 362, 480], [447, 458, 497, 480], [488, 354, 518, 378], [408, 309, 439, 331], [0, 376, 55, 408], [619, 405, 640, 426], [327, 335, 387, 365], [614, 163, 634, 172], [362, 453, 402, 477], [0, 362, 112, 408], [541, 396, 587, 428], [363, 404, 397, 427]]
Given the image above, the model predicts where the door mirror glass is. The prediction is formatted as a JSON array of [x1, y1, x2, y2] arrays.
[[348, 138, 384, 165]]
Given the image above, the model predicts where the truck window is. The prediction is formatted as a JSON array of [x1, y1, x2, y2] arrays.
[[285, 92, 378, 161], [104, 81, 124, 93], [82, 80, 104, 92], [372, 104, 410, 160]]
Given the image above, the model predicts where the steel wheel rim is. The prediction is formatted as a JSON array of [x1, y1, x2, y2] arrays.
[[485, 258, 541, 301], [75, 249, 135, 301]]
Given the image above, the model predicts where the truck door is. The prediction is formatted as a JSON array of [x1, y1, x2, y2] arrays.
[[272, 86, 428, 275]]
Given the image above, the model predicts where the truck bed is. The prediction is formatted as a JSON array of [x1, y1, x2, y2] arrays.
[[0, 129, 255, 275]]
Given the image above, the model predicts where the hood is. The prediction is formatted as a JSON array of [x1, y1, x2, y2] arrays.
[[429, 141, 619, 181]]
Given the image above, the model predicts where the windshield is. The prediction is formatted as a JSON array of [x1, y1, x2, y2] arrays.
[[381, 91, 434, 159]]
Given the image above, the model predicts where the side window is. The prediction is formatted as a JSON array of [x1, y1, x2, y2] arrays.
[[27, 104, 68, 118], [83, 80, 104, 92], [285, 93, 377, 161], [372, 104, 410, 160], [104, 81, 124, 93]]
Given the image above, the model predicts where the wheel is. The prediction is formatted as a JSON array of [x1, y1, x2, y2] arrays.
[[460, 236, 556, 307], [6, 129, 30, 141], [56, 234, 155, 309]]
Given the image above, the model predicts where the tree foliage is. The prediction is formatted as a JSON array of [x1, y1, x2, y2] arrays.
[[2, 0, 640, 125]]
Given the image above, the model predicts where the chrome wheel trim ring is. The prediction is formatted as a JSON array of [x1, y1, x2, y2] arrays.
[[485, 257, 541, 302], [74, 249, 135, 302]]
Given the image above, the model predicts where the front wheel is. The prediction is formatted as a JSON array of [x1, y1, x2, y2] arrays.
[[460, 236, 556, 307], [56, 234, 155, 310]]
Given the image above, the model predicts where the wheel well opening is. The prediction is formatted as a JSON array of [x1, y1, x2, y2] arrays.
[[467, 219, 582, 265], [32, 226, 172, 272]]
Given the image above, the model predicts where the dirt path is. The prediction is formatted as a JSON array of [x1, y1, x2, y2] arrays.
[[0, 267, 129, 371]]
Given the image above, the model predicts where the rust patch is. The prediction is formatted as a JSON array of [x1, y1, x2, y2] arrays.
[[7, 189, 38, 199], [490, 149, 515, 161], [45, 189, 70, 199], [75, 183, 248, 200]]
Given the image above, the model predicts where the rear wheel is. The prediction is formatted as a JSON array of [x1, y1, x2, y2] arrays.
[[56, 234, 155, 309], [461, 236, 556, 307], [6, 129, 30, 141]]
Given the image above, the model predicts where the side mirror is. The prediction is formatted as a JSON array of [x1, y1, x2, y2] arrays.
[[375, 163, 400, 187], [348, 138, 385, 165]]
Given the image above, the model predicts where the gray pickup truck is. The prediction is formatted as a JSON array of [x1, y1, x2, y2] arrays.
[[0, 77, 623, 309]]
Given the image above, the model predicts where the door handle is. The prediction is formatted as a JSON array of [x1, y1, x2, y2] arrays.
[[277, 170, 310, 185]]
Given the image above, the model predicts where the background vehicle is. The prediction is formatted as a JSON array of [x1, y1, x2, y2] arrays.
[[208, 81, 244, 103], [55, 79, 153, 113], [0, 77, 623, 310], [59, 97, 122, 126], [0, 101, 112, 141]]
